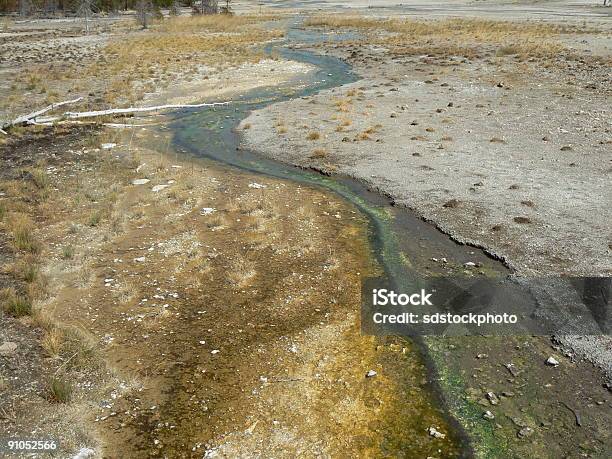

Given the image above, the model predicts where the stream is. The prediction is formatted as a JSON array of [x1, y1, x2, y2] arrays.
[[166, 18, 514, 457]]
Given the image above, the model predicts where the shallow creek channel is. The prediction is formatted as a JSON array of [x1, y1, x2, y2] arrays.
[[165, 18, 516, 457]]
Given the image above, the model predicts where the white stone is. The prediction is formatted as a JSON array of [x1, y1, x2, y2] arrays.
[[132, 178, 150, 185], [427, 426, 446, 439], [546, 356, 560, 366]]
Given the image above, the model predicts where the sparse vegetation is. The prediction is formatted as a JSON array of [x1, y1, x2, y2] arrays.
[[307, 131, 321, 140]]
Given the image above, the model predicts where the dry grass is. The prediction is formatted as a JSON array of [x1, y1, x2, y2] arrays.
[[305, 15, 593, 60], [158, 14, 281, 33], [307, 131, 321, 140], [3, 14, 285, 117], [42, 328, 65, 358], [45, 377, 73, 403], [30, 168, 50, 190], [1, 287, 32, 317], [8, 214, 40, 254], [311, 148, 328, 159], [12, 255, 39, 283]]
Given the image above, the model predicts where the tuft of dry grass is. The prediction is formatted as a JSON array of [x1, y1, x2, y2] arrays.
[[45, 377, 72, 403], [30, 168, 50, 190], [8, 214, 40, 254], [42, 328, 65, 358], [307, 131, 321, 141], [12, 255, 39, 283], [1, 288, 32, 317]]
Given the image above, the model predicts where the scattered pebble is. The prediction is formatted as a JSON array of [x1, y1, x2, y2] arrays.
[[366, 369, 377, 378], [132, 178, 150, 185]]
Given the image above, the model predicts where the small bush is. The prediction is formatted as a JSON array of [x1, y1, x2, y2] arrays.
[[46, 377, 72, 403], [307, 131, 321, 140]]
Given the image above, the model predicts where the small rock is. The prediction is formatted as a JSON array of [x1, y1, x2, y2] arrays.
[[483, 411, 495, 420], [476, 353, 488, 359], [486, 392, 500, 405], [517, 427, 534, 439], [366, 370, 377, 378], [200, 207, 216, 216], [248, 183, 266, 189], [101, 143, 117, 150], [427, 426, 446, 439], [132, 178, 150, 185], [211, 349, 220, 355], [464, 262, 477, 268], [546, 356, 560, 366], [134, 256, 146, 263]]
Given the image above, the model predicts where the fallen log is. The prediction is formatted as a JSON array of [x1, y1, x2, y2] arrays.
[[2, 100, 229, 131], [1, 97, 84, 130], [35, 101, 229, 124]]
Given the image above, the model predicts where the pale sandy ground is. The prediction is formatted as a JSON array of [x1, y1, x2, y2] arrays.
[[240, 1, 612, 378]]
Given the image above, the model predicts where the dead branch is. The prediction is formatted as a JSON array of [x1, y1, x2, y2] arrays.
[[1, 97, 84, 130], [2, 100, 229, 132], [35, 102, 229, 124]]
